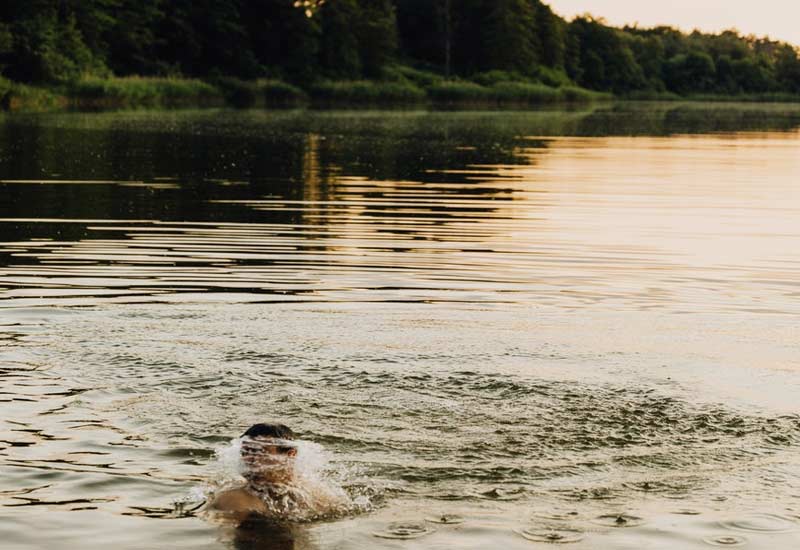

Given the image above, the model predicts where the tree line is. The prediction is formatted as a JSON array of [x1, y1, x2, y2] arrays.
[[1, 0, 799, 96]]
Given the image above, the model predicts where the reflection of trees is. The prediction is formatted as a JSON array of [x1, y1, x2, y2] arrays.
[[575, 103, 800, 136], [2, 106, 800, 286]]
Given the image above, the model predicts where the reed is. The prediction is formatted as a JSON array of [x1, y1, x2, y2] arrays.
[[0, 77, 65, 111], [310, 80, 426, 104], [67, 76, 221, 107], [260, 79, 308, 105], [426, 81, 492, 104]]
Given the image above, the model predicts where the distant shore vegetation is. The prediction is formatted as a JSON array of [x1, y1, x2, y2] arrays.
[[1, 0, 800, 111]]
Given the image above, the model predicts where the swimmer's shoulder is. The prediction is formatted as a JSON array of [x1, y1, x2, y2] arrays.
[[208, 486, 267, 518]]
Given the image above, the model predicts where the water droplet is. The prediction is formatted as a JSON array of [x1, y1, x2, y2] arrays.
[[425, 513, 464, 525], [373, 521, 434, 540], [703, 535, 747, 547], [719, 513, 798, 533], [591, 513, 646, 527], [516, 528, 584, 543]]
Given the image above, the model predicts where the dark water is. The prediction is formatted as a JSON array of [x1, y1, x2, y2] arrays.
[[2, 104, 800, 549]]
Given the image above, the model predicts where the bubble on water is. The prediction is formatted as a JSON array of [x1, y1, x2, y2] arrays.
[[373, 521, 434, 539], [515, 528, 584, 544], [719, 513, 798, 533], [703, 535, 748, 547], [425, 513, 464, 524], [591, 513, 645, 528]]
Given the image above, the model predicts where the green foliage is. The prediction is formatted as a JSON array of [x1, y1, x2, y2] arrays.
[[311, 79, 425, 104], [385, 65, 445, 87], [1, 0, 800, 103], [4, 5, 108, 83], [532, 1, 565, 69], [559, 85, 612, 102], [212, 77, 260, 107], [0, 75, 64, 110], [534, 66, 572, 87], [260, 79, 309, 105], [569, 17, 646, 93], [776, 46, 800, 93], [490, 81, 561, 103], [426, 80, 492, 103], [355, 0, 398, 78], [67, 76, 220, 106], [471, 70, 527, 87], [480, 0, 537, 73], [664, 52, 716, 94], [318, 0, 362, 78], [425, 79, 606, 105]]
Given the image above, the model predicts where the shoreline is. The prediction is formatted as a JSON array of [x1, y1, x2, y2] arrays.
[[3, 76, 800, 113]]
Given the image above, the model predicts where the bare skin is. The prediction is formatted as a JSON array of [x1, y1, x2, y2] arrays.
[[209, 436, 298, 522]]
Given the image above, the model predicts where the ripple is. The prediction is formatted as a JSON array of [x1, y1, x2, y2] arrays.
[[474, 487, 526, 501], [533, 510, 581, 522], [372, 521, 435, 539], [719, 513, 798, 533], [591, 514, 646, 528], [671, 509, 702, 516], [703, 535, 748, 547], [515, 527, 585, 543], [425, 514, 464, 524]]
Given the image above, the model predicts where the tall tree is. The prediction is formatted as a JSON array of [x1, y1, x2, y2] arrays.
[[531, 0, 564, 69], [318, 0, 362, 78], [242, 0, 320, 82], [480, 0, 537, 73], [355, 0, 397, 77]]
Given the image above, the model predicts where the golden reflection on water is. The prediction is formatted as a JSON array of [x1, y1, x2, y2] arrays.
[[1, 131, 799, 314], [2, 110, 800, 550]]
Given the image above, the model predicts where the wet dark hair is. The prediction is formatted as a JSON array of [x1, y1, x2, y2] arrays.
[[242, 423, 295, 441]]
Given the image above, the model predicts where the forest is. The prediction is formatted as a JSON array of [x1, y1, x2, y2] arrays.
[[2, 0, 800, 107]]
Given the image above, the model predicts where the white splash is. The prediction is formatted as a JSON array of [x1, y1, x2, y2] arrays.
[[205, 437, 372, 521]]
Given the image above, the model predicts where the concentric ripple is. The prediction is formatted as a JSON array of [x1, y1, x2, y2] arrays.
[[719, 514, 798, 533], [703, 535, 748, 547], [591, 514, 646, 528], [372, 521, 434, 539], [515, 527, 585, 544]]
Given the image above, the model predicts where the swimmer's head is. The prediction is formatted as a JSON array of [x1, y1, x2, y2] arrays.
[[240, 423, 297, 486]]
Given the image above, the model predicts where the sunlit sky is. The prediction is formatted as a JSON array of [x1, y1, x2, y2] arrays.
[[546, 0, 800, 46]]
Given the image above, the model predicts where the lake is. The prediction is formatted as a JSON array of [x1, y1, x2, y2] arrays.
[[1, 104, 800, 549]]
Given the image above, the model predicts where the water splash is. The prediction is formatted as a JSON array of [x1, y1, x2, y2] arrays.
[[204, 437, 373, 521]]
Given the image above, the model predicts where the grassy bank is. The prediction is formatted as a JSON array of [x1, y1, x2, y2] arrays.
[[66, 76, 222, 108], [624, 90, 800, 103], [6, 73, 800, 113], [1, 69, 614, 112], [1, 77, 66, 111]]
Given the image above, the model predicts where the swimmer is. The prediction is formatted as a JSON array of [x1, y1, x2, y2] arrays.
[[209, 423, 300, 522], [209, 422, 348, 524]]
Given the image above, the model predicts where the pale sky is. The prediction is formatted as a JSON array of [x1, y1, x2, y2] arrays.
[[546, 0, 800, 46]]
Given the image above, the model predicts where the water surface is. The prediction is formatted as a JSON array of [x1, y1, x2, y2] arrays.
[[2, 104, 800, 549]]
